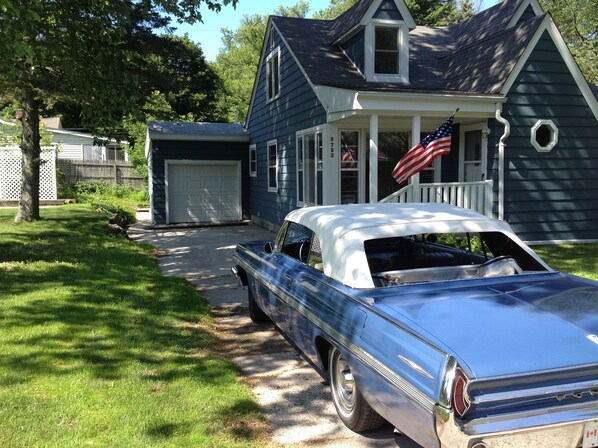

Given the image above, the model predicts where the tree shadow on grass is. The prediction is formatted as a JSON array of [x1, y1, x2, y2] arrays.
[[0, 206, 265, 444]]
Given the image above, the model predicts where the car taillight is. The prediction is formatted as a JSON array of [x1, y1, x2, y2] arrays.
[[452, 367, 471, 418]]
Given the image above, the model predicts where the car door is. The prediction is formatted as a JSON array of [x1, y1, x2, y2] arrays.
[[262, 222, 313, 334]]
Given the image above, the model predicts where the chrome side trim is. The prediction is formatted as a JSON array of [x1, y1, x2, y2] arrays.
[[399, 355, 434, 379], [473, 378, 598, 405], [241, 263, 437, 413]]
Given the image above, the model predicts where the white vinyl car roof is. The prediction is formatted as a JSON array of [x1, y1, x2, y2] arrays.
[[285, 203, 543, 289]]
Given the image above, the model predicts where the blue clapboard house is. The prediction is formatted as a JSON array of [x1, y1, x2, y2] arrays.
[[146, 0, 598, 244]]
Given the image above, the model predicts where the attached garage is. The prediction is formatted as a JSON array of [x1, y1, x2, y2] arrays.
[[145, 122, 250, 225]]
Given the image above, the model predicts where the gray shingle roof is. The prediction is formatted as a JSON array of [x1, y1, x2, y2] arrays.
[[147, 121, 248, 138], [273, 0, 543, 95], [442, 14, 546, 93], [147, 121, 249, 142], [328, 0, 375, 43]]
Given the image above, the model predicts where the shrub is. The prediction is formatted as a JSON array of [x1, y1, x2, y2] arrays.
[[61, 180, 149, 208], [89, 196, 137, 226]]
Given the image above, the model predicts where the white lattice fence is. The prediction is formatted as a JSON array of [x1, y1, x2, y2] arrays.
[[0, 146, 57, 200]]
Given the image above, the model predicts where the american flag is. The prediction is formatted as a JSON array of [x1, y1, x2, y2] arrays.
[[392, 114, 455, 184], [341, 142, 356, 168]]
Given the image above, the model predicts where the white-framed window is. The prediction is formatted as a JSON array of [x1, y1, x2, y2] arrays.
[[375, 27, 399, 74], [340, 130, 360, 204], [266, 47, 281, 101], [365, 21, 409, 83], [249, 144, 257, 177], [296, 128, 324, 206], [267, 139, 278, 192], [531, 120, 558, 152]]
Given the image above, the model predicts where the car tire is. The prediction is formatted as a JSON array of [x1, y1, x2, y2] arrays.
[[247, 286, 270, 323], [328, 346, 385, 432]]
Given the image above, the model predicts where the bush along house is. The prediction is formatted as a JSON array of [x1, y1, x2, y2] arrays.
[[146, 0, 598, 244]]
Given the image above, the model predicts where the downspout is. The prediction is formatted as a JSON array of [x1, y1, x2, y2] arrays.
[[495, 104, 510, 221]]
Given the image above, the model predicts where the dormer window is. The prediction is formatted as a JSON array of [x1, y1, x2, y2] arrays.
[[375, 27, 399, 74], [365, 21, 409, 83]]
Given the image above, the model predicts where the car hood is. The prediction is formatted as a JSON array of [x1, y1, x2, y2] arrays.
[[374, 273, 598, 378]]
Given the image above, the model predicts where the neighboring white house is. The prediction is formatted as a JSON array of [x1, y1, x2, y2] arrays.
[[0, 116, 130, 201], [0, 117, 128, 161]]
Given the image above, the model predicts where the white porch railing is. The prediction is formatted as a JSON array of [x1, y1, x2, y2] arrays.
[[380, 180, 494, 217]]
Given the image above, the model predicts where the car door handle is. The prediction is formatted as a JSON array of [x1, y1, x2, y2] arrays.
[[284, 274, 293, 287]]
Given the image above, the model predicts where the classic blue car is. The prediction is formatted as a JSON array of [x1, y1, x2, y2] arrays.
[[232, 203, 598, 448]]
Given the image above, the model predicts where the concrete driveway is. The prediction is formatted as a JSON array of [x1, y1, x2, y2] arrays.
[[128, 214, 421, 448]]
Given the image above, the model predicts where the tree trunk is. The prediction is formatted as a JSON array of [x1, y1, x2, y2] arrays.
[[15, 87, 41, 222]]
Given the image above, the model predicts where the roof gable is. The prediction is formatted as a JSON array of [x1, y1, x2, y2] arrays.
[[507, 0, 544, 28], [329, 0, 415, 45], [500, 15, 598, 120]]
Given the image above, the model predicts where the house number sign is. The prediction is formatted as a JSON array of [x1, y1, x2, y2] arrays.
[[330, 136, 335, 158]]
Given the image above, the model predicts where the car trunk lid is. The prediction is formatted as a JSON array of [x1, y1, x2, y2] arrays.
[[374, 272, 598, 379]]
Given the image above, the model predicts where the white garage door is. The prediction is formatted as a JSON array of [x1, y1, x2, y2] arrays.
[[167, 162, 241, 224]]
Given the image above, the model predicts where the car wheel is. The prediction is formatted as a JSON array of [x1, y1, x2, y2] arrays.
[[247, 286, 270, 323], [328, 346, 385, 432]]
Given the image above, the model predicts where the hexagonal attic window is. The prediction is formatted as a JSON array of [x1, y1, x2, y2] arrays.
[[531, 120, 558, 152]]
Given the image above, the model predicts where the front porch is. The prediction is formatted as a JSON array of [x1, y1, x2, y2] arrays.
[[380, 179, 494, 217], [316, 93, 507, 219]]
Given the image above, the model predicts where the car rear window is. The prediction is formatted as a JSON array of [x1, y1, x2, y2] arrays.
[[364, 232, 547, 286]]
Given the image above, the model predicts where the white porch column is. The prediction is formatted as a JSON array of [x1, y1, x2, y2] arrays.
[[410, 115, 421, 201], [369, 114, 379, 203]]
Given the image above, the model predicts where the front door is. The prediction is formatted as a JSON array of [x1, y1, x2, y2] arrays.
[[460, 125, 487, 182]]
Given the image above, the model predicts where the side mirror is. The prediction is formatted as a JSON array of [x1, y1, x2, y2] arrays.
[[264, 242, 273, 254]]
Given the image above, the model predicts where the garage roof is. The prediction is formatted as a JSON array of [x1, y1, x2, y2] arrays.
[[147, 121, 249, 142]]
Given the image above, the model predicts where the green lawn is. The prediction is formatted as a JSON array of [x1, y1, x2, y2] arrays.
[[534, 243, 598, 281], [0, 205, 266, 448]]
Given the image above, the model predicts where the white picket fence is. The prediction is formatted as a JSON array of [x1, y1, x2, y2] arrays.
[[0, 146, 57, 200]]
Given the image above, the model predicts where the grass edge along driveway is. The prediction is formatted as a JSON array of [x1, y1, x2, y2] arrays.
[[0, 205, 267, 448]]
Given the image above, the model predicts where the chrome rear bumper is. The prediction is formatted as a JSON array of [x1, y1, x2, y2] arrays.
[[435, 402, 597, 448]]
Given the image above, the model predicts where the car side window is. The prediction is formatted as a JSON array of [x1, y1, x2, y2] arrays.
[[307, 235, 323, 272], [274, 221, 289, 252], [281, 222, 313, 264]]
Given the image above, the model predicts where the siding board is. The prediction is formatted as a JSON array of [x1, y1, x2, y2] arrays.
[[247, 28, 327, 228], [500, 31, 598, 242]]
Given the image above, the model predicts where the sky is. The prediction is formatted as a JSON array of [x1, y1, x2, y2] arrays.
[[173, 0, 501, 62]]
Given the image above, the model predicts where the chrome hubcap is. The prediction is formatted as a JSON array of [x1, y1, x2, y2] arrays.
[[333, 352, 355, 412]]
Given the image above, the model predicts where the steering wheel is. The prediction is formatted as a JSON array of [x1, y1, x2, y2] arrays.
[[479, 255, 513, 268], [477, 255, 522, 277], [298, 242, 310, 263]]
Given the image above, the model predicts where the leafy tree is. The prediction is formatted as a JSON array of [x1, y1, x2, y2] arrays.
[[213, 14, 267, 123], [449, 0, 476, 25], [0, 0, 236, 222], [123, 34, 228, 178], [404, 0, 457, 26], [313, 0, 357, 19], [124, 91, 179, 179], [214, 2, 310, 123], [539, 0, 597, 84], [134, 34, 226, 122]]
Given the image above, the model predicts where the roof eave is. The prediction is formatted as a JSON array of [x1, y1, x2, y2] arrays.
[[147, 132, 249, 143]]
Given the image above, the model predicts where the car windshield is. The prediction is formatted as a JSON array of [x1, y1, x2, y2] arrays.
[[364, 231, 549, 287]]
